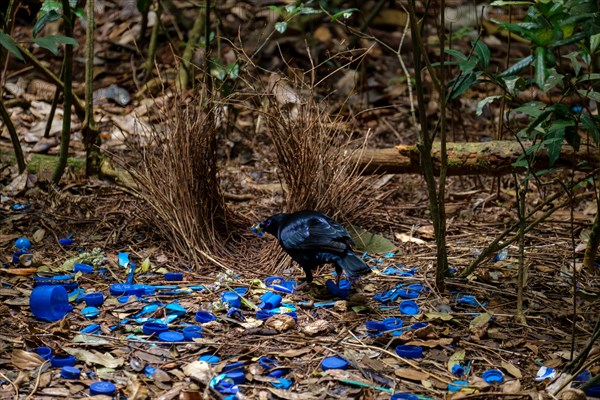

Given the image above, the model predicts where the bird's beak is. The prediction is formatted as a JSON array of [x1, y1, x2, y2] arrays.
[[251, 223, 265, 237]]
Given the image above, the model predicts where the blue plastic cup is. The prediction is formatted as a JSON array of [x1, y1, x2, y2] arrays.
[[259, 292, 282, 310], [30, 286, 73, 321], [222, 291, 241, 308]]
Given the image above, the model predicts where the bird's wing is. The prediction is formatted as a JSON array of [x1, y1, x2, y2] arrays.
[[280, 215, 350, 253]]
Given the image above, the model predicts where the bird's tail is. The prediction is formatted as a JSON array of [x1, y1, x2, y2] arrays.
[[339, 252, 371, 278]]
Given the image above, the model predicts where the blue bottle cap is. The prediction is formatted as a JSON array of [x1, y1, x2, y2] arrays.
[[395, 345, 423, 359], [222, 292, 241, 308], [74, 263, 94, 274], [164, 272, 183, 281], [264, 276, 296, 294], [382, 317, 403, 330], [142, 321, 169, 336], [408, 284, 424, 292], [400, 300, 419, 315], [109, 283, 145, 296], [199, 354, 220, 364], [225, 370, 246, 384], [30, 286, 73, 322], [267, 368, 289, 378], [81, 306, 99, 318], [80, 324, 101, 334], [195, 311, 216, 323], [89, 381, 116, 396], [15, 237, 31, 251], [448, 380, 469, 392], [259, 292, 282, 310], [60, 366, 81, 379], [365, 321, 386, 332], [222, 361, 246, 372], [321, 356, 349, 370], [158, 331, 184, 342], [451, 364, 465, 377], [33, 346, 53, 360], [51, 355, 76, 368], [84, 292, 104, 307], [325, 279, 350, 298], [183, 325, 203, 341], [391, 394, 419, 400], [482, 369, 504, 384]]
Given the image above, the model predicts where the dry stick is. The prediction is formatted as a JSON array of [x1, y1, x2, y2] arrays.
[[24, 361, 49, 400]]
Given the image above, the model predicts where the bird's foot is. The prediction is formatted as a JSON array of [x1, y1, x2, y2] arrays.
[[294, 280, 312, 292]]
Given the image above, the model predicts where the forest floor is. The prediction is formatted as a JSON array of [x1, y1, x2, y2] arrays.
[[1, 0, 599, 399]]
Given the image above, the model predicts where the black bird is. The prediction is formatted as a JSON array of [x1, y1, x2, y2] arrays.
[[252, 210, 371, 287]]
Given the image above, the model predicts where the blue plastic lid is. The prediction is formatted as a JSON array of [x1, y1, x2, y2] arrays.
[[60, 366, 81, 379], [183, 325, 203, 341], [448, 380, 469, 392], [321, 356, 349, 370], [222, 361, 246, 372], [482, 369, 504, 384], [398, 289, 419, 299], [325, 279, 350, 298], [411, 322, 429, 330], [195, 311, 216, 323], [33, 346, 53, 360], [109, 283, 146, 296], [222, 292, 241, 308], [164, 272, 183, 281], [84, 292, 104, 307], [365, 321, 387, 332], [199, 354, 220, 364], [400, 300, 419, 315], [267, 368, 289, 378], [391, 394, 419, 400], [74, 263, 94, 274], [165, 303, 187, 317], [89, 381, 116, 396], [81, 306, 99, 318], [142, 321, 169, 336], [395, 345, 423, 359], [51, 355, 76, 368], [15, 237, 31, 251], [382, 317, 403, 330], [225, 370, 246, 384], [264, 276, 296, 294], [30, 286, 73, 322], [158, 331, 184, 342], [259, 292, 282, 310], [451, 364, 465, 377]]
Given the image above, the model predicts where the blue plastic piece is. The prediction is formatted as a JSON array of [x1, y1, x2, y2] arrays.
[[60, 366, 81, 379], [574, 370, 591, 382], [271, 378, 292, 389], [89, 381, 116, 396], [482, 369, 504, 384], [144, 365, 157, 379], [227, 307, 245, 321], [222, 291, 241, 308], [30, 286, 73, 321], [258, 357, 278, 370], [233, 287, 248, 296], [451, 364, 465, 377], [59, 235, 74, 246], [142, 321, 169, 336], [84, 292, 104, 307], [225, 370, 245, 384], [325, 279, 350, 298], [456, 294, 486, 307], [80, 324, 101, 334], [391, 394, 419, 400], [165, 303, 187, 317], [210, 373, 239, 394], [183, 325, 203, 341], [585, 384, 600, 397], [448, 380, 469, 392], [264, 276, 296, 294], [195, 311, 216, 323], [400, 300, 419, 315], [382, 317, 403, 331], [411, 322, 429, 330], [395, 345, 423, 359], [34, 346, 53, 360], [259, 292, 282, 310], [15, 237, 31, 251], [222, 361, 245, 372], [51, 355, 76, 368], [33, 274, 79, 292], [398, 289, 419, 299], [11, 203, 30, 211], [268, 368, 289, 378], [109, 283, 146, 297], [164, 272, 183, 281], [365, 321, 387, 332], [199, 354, 220, 364], [322, 356, 349, 370], [81, 306, 99, 318], [74, 263, 94, 274], [118, 252, 129, 267], [158, 331, 184, 342]]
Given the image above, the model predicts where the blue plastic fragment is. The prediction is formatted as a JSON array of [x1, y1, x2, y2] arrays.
[[195, 311, 216, 323], [165, 272, 183, 281], [267, 368, 289, 378], [222, 361, 245, 372], [271, 378, 292, 389], [259, 292, 282, 310], [391, 394, 418, 400], [60, 366, 81, 379], [109, 283, 146, 297], [81, 306, 99, 318], [264, 276, 296, 294], [227, 307, 246, 321], [322, 356, 349, 370], [58, 235, 74, 246], [51, 355, 77, 368], [382, 317, 403, 330], [395, 345, 423, 359], [210, 373, 239, 394], [84, 293, 104, 307], [233, 287, 248, 296], [89, 381, 116, 396], [15, 238, 31, 251], [222, 292, 242, 308], [399, 300, 419, 315], [158, 331, 184, 342], [118, 252, 130, 268], [80, 324, 101, 334], [448, 380, 469, 392], [183, 325, 203, 341], [74, 263, 94, 274], [325, 279, 350, 298], [255, 310, 297, 321], [30, 286, 73, 321], [144, 365, 157, 379], [365, 321, 387, 332], [33, 346, 53, 360], [142, 321, 168, 336], [199, 354, 220, 364], [165, 303, 187, 317], [574, 370, 591, 382], [482, 369, 504, 384], [224, 370, 245, 384], [456, 294, 486, 307], [11, 203, 30, 211], [258, 357, 278, 370], [451, 364, 465, 377]]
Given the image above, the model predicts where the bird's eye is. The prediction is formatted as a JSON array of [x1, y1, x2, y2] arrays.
[[265, 220, 271, 227]]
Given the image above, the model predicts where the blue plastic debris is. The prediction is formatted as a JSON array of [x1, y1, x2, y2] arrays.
[[74, 263, 94, 273], [195, 311, 216, 323], [222, 291, 241, 308], [51, 355, 77, 368], [118, 252, 130, 267], [165, 303, 187, 317], [574, 370, 591, 382], [258, 357, 278, 370], [60, 366, 81, 379], [199, 354, 220, 364], [451, 364, 465, 377], [224, 370, 245, 384], [268, 368, 290, 378], [33, 346, 53, 360], [58, 235, 74, 246], [365, 321, 387, 332], [226, 307, 246, 321], [391, 394, 418, 400], [210, 373, 239, 394], [109, 283, 146, 297], [399, 300, 419, 315], [456, 294, 486, 307], [382, 317, 403, 331], [222, 361, 245, 372], [482, 369, 504, 384], [11, 203, 30, 212], [271, 378, 292, 389], [264, 276, 296, 294], [15, 237, 31, 251], [493, 249, 508, 261], [165, 272, 183, 281], [395, 345, 423, 359], [322, 356, 349, 371], [89, 381, 116, 396], [448, 380, 469, 392], [142, 321, 169, 336], [81, 306, 99, 318], [259, 292, 282, 310], [34, 274, 79, 292], [144, 365, 157, 379], [158, 331, 184, 342], [80, 324, 101, 334], [183, 325, 203, 341], [84, 293, 104, 307], [30, 286, 73, 322], [255, 310, 297, 321], [325, 279, 350, 298], [411, 322, 429, 330]]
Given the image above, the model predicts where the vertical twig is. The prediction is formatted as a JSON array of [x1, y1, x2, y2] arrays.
[[83, 0, 100, 176]]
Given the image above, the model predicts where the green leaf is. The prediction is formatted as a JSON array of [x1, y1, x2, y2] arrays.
[[498, 55, 534, 77], [449, 72, 477, 99], [591, 33, 600, 54], [513, 101, 546, 117], [563, 51, 581, 76], [275, 21, 287, 33], [490, 0, 533, 5], [476, 95, 502, 116], [543, 135, 564, 166], [348, 225, 398, 254], [0, 32, 24, 61], [32, 35, 78, 55], [534, 46, 547, 89], [330, 8, 358, 21], [447, 349, 466, 373], [470, 312, 491, 329], [581, 113, 599, 144], [73, 7, 86, 20], [268, 5, 283, 15], [577, 73, 600, 82], [472, 38, 490, 69], [578, 89, 600, 102], [445, 48, 468, 61]]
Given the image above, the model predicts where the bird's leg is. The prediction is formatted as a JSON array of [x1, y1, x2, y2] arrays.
[[294, 268, 313, 292], [335, 265, 343, 288]]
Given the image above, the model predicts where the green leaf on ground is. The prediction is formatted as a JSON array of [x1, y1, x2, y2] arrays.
[[347, 225, 398, 254]]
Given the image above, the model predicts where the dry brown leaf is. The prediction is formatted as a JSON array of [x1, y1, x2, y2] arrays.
[[502, 379, 522, 394], [406, 338, 453, 348], [63, 348, 124, 368], [395, 367, 429, 381], [125, 378, 149, 400], [274, 348, 314, 358], [182, 360, 213, 385], [265, 314, 296, 332], [501, 361, 522, 379], [11, 349, 44, 370], [301, 319, 330, 336]]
